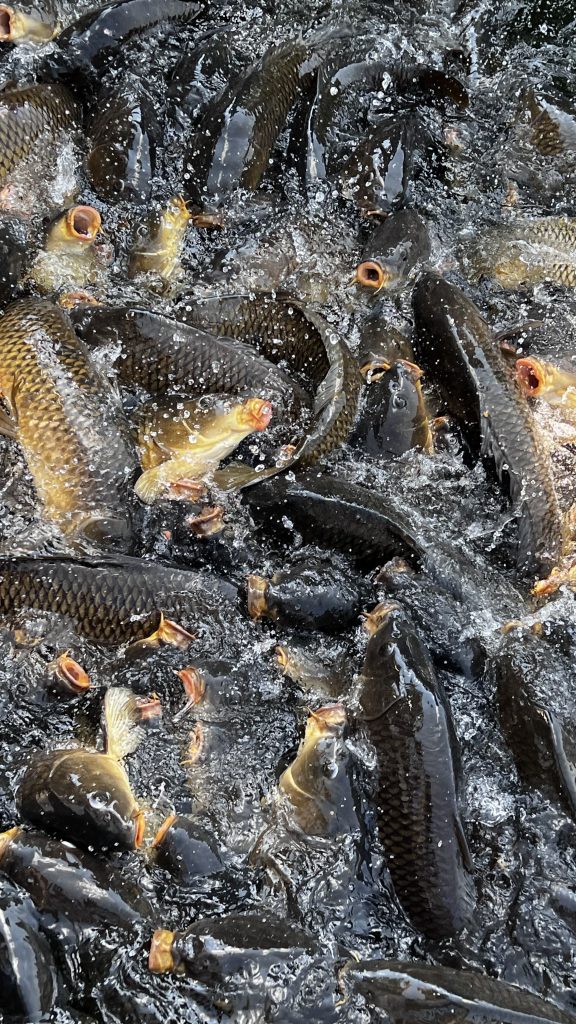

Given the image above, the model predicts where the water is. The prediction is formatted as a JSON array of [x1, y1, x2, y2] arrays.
[[1, 0, 576, 1021]]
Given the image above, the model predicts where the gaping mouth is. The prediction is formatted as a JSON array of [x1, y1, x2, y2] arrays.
[[361, 601, 400, 635], [54, 654, 90, 693], [0, 7, 13, 40], [66, 205, 101, 242], [354, 260, 392, 291], [516, 357, 544, 397], [246, 574, 270, 619]]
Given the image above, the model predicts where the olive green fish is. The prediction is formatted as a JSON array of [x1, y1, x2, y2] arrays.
[[0, 83, 79, 188]]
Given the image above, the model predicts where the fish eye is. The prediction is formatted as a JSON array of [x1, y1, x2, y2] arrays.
[[392, 395, 407, 410]]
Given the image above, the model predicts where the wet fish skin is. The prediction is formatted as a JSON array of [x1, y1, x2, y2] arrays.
[[0, 83, 79, 187], [129, 196, 192, 290], [0, 885, 58, 1021], [179, 293, 362, 464], [70, 304, 310, 420], [340, 959, 576, 1023], [28, 204, 103, 294], [278, 703, 357, 836], [0, 827, 150, 929], [44, 0, 202, 81], [0, 211, 32, 303], [0, 554, 237, 644], [152, 814, 224, 883], [0, 299, 139, 548], [340, 113, 418, 214], [357, 305, 414, 371], [358, 603, 475, 939], [247, 558, 363, 632], [17, 748, 142, 852], [275, 642, 351, 699], [470, 218, 576, 289], [351, 360, 432, 459], [524, 88, 576, 158], [515, 355, 576, 407], [183, 38, 308, 205], [412, 273, 562, 577], [167, 27, 247, 120], [87, 74, 161, 200], [490, 629, 576, 818], [355, 209, 431, 292]]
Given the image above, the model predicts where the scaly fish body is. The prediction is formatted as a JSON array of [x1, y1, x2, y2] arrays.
[[135, 396, 272, 502], [184, 39, 308, 205], [340, 960, 576, 1023], [0, 300, 138, 547], [412, 274, 562, 576], [179, 293, 362, 465], [0, 555, 237, 643], [359, 604, 475, 939], [87, 73, 160, 200], [524, 88, 576, 157], [70, 304, 309, 419], [470, 217, 576, 289], [0, 83, 79, 188]]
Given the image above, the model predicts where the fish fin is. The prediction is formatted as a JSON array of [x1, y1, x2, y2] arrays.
[[453, 812, 474, 873], [103, 686, 145, 761], [542, 708, 576, 818], [314, 362, 343, 416], [134, 467, 168, 504], [213, 462, 287, 491], [0, 405, 17, 439]]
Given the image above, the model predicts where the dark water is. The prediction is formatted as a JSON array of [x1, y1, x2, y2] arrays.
[[1, 0, 576, 1021]]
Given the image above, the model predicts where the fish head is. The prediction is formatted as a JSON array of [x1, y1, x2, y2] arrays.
[[361, 601, 401, 636], [515, 356, 546, 397], [238, 398, 273, 432]]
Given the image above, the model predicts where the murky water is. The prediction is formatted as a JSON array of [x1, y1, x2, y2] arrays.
[[1, 0, 576, 1021]]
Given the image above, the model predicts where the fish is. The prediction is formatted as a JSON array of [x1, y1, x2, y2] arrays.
[[129, 195, 192, 291], [412, 273, 562, 577], [69, 304, 311, 421], [177, 292, 362, 468], [0, 826, 151, 928], [340, 113, 418, 215], [358, 602, 475, 939], [0, 2, 59, 42], [0, 211, 33, 304], [467, 217, 576, 289], [17, 687, 146, 851], [278, 703, 357, 835], [523, 87, 576, 158], [516, 356, 576, 408], [247, 557, 363, 632], [275, 643, 351, 699], [148, 912, 319, 1020], [167, 28, 247, 121], [152, 814, 224, 883], [27, 205, 104, 294], [47, 653, 90, 696], [134, 395, 272, 503], [350, 360, 433, 459], [0, 553, 237, 644], [339, 960, 576, 1023], [0, 83, 80, 189], [44, 0, 202, 82], [490, 628, 576, 818], [183, 38, 308, 206], [354, 210, 431, 292], [357, 305, 414, 374], [87, 73, 161, 201], [0, 299, 139, 549], [0, 884, 58, 1022]]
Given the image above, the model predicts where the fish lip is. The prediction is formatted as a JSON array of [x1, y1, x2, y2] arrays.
[[176, 666, 206, 705], [134, 809, 146, 849], [186, 505, 224, 537], [66, 205, 101, 242], [516, 356, 544, 396], [152, 812, 177, 849], [52, 654, 90, 694], [0, 6, 15, 40], [354, 260, 394, 291], [309, 702, 347, 731], [398, 358, 424, 384], [275, 645, 289, 672], [246, 574, 271, 619], [149, 929, 176, 974]]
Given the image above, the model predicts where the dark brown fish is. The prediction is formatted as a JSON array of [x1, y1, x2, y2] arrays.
[[0, 83, 79, 188], [358, 603, 475, 939], [412, 273, 562, 576]]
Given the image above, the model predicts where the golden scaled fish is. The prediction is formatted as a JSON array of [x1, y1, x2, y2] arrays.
[[129, 195, 192, 291], [516, 356, 576, 408], [278, 703, 356, 836], [28, 205, 104, 294], [134, 395, 272, 503], [0, 3, 59, 42], [0, 83, 80, 189], [17, 687, 146, 851], [0, 299, 139, 548], [467, 217, 576, 289]]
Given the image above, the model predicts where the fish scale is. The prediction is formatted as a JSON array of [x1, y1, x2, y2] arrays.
[[0, 299, 139, 545], [0, 84, 79, 186]]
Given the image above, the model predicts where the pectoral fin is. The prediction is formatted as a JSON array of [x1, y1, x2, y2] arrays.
[[103, 686, 145, 760]]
